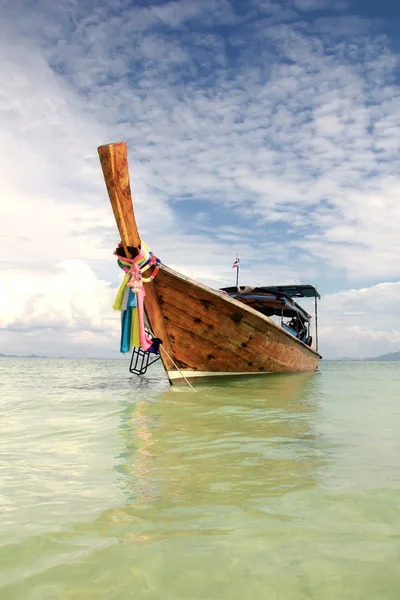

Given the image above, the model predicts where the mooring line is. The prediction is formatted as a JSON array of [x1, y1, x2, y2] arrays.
[[159, 346, 197, 393]]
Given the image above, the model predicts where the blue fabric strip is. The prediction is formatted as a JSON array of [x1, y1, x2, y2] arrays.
[[127, 288, 137, 308], [120, 309, 132, 353]]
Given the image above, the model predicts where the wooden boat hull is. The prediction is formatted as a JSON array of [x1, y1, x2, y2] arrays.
[[145, 264, 321, 383], [97, 142, 321, 385]]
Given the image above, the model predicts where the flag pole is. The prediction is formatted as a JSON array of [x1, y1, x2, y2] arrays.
[[232, 253, 240, 287], [232, 254, 240, 287]]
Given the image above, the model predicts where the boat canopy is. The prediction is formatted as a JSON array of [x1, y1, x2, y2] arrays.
[[260, 284, 320, 300], [220, 284, 319, 321]]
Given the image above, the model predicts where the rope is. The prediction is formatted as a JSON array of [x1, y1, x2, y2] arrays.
[[145, 321, 197, 393], [159, 346, 197, 393]]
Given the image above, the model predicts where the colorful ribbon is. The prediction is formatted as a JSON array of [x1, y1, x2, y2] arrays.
[[113, 241, 161, 354]]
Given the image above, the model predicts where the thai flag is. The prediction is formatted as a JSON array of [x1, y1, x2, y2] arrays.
[[232, 256, 240, 269]]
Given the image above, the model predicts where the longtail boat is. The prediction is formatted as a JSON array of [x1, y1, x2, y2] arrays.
[[98, 142, 322, 384]]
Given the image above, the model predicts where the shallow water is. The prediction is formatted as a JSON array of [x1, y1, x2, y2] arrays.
[[0, 358, 399, 599]]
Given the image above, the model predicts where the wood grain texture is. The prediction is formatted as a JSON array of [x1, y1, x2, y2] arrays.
[[98, 142, 140, 255], [98, 140, 320, 380], [153, 265, 320, 375], [98, 141, 175, 371], [143, 281, 175, 371]]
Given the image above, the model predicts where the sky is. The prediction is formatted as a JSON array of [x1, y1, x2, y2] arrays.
[[1, 0, 400, 359]]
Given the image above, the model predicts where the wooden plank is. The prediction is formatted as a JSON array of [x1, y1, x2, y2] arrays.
[[154, 268, 319, 374], [156, 268, 317, 355], [159, 264, 320, 357], [161, 304, 316, 373], [143, 281, 174, 371], [98, 142, 140, 255], [98, 141, 174, 372]]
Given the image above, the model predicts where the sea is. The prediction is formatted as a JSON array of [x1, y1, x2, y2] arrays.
[[0, 358, 399, 599]]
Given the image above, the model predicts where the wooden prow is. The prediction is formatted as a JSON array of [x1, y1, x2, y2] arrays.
[[97, 141, 320, 380], [98, 142, 140, 256], [98, 141, 175, 373]]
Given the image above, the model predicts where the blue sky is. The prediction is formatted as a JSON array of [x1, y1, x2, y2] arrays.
[[1, 0, 400, 359]]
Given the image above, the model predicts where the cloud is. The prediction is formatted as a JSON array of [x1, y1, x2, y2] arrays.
[[0, 261, 112, 331], [293, 0, 348, 12], [3, 2, 400, 283], [0, 261, 120, 357], [1, 0, 400, 358], [320, 281, 400, 358]]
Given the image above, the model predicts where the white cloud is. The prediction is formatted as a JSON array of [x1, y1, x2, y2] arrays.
[[294, 0, 348, 12], [0, 261, 119, 357], [320, 282, 400, 358], [1, 1, 400, 358], [3, 6, 400, 284], [0, 261, 112, 331]]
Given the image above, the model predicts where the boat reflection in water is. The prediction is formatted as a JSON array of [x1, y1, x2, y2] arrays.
[[110, 371, 322, 542]]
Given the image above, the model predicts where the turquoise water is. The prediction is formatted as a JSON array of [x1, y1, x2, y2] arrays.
[[0, 358, 399, 599]]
